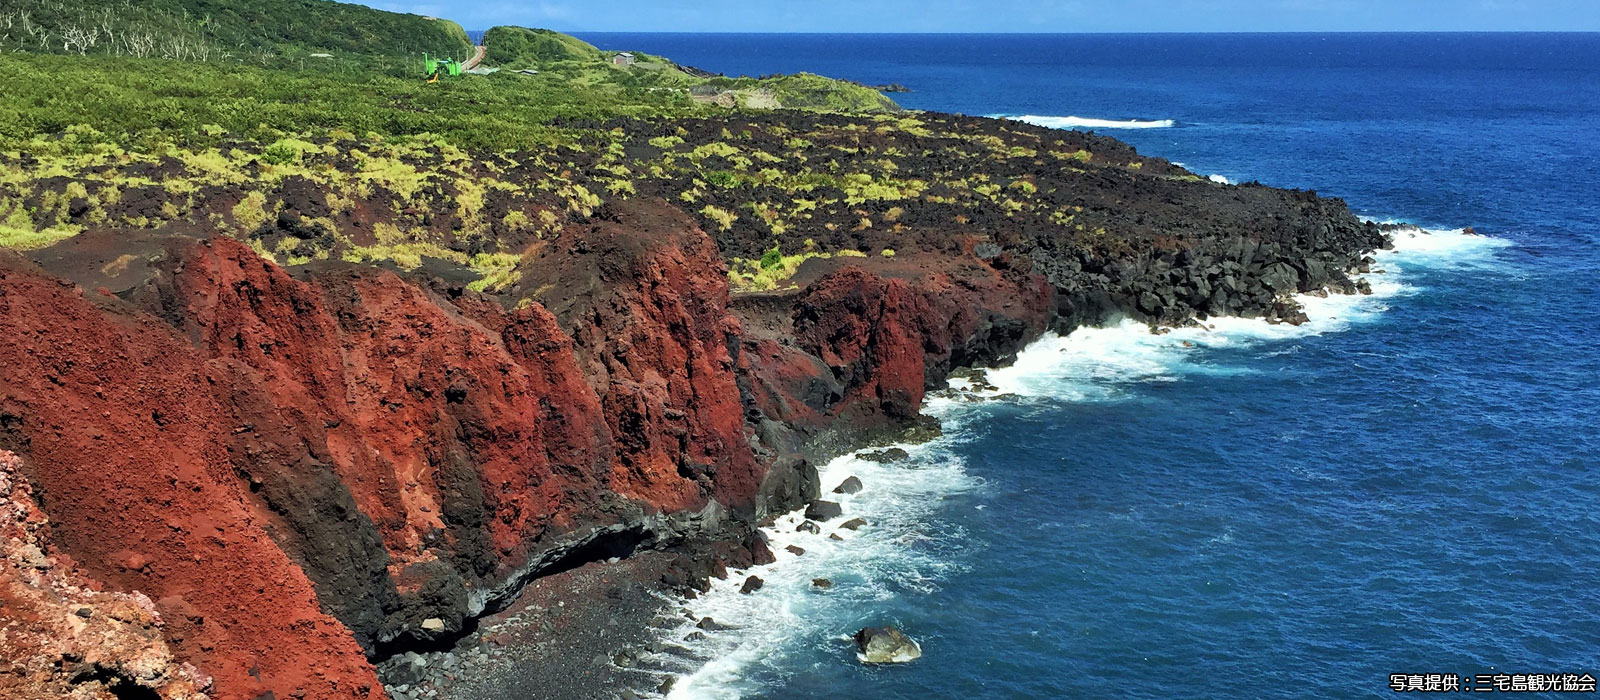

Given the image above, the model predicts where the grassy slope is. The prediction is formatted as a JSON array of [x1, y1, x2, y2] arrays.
[[0, 53, 686, 150], [480, 25, 898, 113], [0, 0, 473, 73], [483, 26, 603, 64]]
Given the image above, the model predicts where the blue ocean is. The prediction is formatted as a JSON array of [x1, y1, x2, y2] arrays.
[[571, 33, 1600, 698]]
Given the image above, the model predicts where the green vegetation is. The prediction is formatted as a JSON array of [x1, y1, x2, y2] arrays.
[[0, 0, 898, 151], [0, 53, 685, 150], [484, 26, 602, 65], [701, 73, 900, 113], [700, 205, 738, 231], [1, 196, 80, 249], [466, 252, 523, 293], [232, 191, 273, 233], [342, 241, 464, 269], [0, 0, 472, 74], [759, 244, 784, 269], [479, 25, 897, 114], [728, 242, 867, 291], [0, 1, 1183, 298]]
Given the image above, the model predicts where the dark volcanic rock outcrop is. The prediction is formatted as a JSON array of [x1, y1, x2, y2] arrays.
[[733, 250, 1054, 463]]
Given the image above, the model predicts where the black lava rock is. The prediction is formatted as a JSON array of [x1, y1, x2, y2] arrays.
[[804, 500, 843, 521], [833, 476, 865, 494]]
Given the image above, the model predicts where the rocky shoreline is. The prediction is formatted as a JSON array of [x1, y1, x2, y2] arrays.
[[609, 254, 1396, 699], [0, 110, 1385, 699], [377, 230, 1397, 700]]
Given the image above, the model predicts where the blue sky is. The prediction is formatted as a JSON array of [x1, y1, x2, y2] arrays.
[[365, 0, 1600, 33]]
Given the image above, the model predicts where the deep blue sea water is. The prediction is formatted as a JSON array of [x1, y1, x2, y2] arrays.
[[563, 33, 1600, 698]]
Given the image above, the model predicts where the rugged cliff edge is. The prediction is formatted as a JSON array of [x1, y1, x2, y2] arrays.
[[0, 111, 1385, 699]]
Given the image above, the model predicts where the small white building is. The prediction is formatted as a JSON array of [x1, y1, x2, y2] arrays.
[[613, 52, 636, 67]]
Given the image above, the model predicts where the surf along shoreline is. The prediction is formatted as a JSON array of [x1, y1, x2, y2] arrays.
[[652, 224, 1509, 699]]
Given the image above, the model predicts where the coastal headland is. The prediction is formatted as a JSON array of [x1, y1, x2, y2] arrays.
[[0, 2, 1386, 698]]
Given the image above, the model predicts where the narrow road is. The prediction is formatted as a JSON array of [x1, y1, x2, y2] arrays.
[[462, 44, 486, 71]]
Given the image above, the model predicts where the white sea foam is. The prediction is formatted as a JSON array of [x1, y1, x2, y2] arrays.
[[661, 441, 978, 700], [973, 226, 1508, 401], [659, 226, 1509, 698], [1381, 224, 1513, 266], [1009, 114, 1177, 130], [1209, 173, 1233, 184]]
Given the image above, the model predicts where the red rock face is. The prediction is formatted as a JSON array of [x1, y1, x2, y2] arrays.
[[0, 200, 1059, 697], [794, 267, 937, 421], [0, 254, 384, 699], [0, 450, 211, 700], [519, 202, 764, 515], [768, 254, 1054, 429], [156, 239, 612, 573]]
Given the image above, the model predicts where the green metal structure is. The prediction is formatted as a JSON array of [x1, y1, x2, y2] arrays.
[[423, 53, 461, 80]]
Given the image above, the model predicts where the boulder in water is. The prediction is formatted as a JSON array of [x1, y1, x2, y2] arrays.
[[797, 520, 821, 534], [853, 626, 922, 664], [740, 575, 764, 594], [838, 517, 867, 531], [696, 617, 730, 631], [833, 476, 864, 494]]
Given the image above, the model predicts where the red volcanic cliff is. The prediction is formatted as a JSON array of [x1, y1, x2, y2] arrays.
[[738, 249, 1053, 440], [0, 255, 383, 699], [0, 198, 1058, 698], [790, 255, 1054, 424], [516, 203, 765, 514]]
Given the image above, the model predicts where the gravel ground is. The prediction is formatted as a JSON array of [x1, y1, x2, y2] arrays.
[[377, 552, 696, 700]]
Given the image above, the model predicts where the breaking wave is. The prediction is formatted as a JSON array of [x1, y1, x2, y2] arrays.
[[1009, 115, 1178, 129], [659, 441, 978, 700], [974, 227, 1510, 401]]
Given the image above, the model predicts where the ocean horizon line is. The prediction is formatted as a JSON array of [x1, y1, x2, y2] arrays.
[[492, 29, 1600, 36]]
